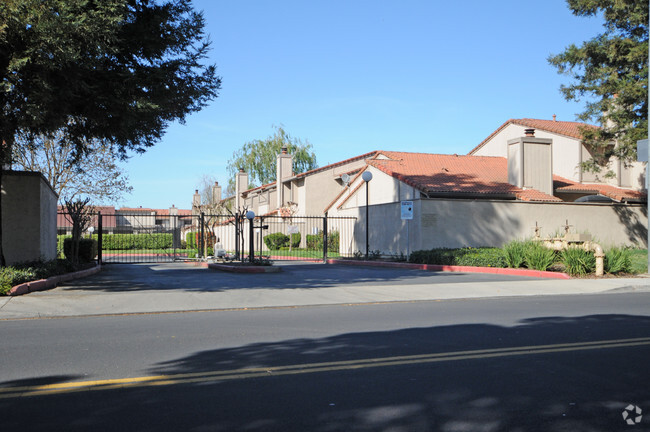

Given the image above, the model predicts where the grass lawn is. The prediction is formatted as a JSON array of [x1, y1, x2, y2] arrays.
[[260, 249, 340, 258], [101, 248, 196, 254], [629, 249, 648, 274]]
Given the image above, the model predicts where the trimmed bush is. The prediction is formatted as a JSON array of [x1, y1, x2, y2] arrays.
[[456, 248, 506, 267], [605, 247, 631, 274], [264, 232, 289, 250], [409, 247, 505, 267], [290, 233, 301, 248], [562, 247, 596, 276], [63, 238, 98, 262], [503, 240, 529, 268], [99, 233, 173, 250], [186, 232, 197, 249], [306, 230, 340, 252], [524, 242, 556, 271]]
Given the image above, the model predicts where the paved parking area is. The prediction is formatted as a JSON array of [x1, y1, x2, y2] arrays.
[[0, 262, 647, 319]]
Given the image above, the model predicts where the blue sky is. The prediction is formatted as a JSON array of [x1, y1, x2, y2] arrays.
[[121, 0, 605, 210]]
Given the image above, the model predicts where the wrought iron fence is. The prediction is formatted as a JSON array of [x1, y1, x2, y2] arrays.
[[57, 211, 357, 264]]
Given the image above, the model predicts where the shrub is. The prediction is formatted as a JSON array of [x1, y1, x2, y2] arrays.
[[604, 247, 631, 274], [306, 230, 339, 252], [264, 232, 289, 250], [503, 240, 529, 268], [562, 247, 596, 276], [456, 248, 506, 267], [524, 242, 556, 271], [409, 247, 505, 267], [63, 238, 98, 262], [100, 233, 173, 250], [186, 232, 197, 249], [290, 233, 301, 248], [0, 259, 82, 295]]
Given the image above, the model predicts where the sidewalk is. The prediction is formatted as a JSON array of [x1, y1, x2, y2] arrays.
[[0, 262, 648, 320]]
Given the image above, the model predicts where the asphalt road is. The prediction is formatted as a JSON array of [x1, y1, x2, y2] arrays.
[[2, 291, 650, 431]]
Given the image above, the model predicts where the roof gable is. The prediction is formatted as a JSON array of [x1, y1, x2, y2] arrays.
[[469, 118, 599, 155]]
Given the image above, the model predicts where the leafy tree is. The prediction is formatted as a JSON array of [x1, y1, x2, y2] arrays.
[[0, 0, 221, 265], [226, 126, 318, 191], [13, 133, 133, 203], [548, 0, 648, 173]]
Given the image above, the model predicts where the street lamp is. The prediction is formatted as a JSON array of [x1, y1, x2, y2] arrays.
[[246, 211, 255, 263], [361, 171, 373, 260], [88, 226, 94, 239]]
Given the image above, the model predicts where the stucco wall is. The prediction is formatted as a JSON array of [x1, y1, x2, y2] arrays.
[[1, 171, 58, 264], [473, 124, 582, 181], [338, 198, 647, 255]]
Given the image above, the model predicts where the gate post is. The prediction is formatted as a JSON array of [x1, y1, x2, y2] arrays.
[[97, 212, 102, 265], [323, 213, 328, 263], [235, 213, 240, 261], [200, 212, 205, 258]]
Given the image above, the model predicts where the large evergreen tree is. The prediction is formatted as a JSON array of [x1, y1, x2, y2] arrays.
[[0, 0, 221, 265], [549, 0, 648, 171]]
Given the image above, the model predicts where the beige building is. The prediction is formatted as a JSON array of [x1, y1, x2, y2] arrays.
[[201, 118, 647, 256]]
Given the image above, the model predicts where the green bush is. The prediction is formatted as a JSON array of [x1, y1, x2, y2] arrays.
[[524, 242, 556, 271], [306, 230, 340, 252], [63, 238, 98, 262], [503, 240, 529, 268], [290, 233, 301, 248], [562, 247, 596, 276], [0, 259, 81, 296], [264, 232, 289, 250], [456, 248, 506, 267], [409, 247, 505, 267], [99, 233, 173, 250], [186, 232, 197, 249], [605, 247, 631, 274]]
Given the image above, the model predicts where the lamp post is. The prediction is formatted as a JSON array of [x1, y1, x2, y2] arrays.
[[88, 226, 94, 239], [246, 211, 255, 263], [362, 171, 373, 260]]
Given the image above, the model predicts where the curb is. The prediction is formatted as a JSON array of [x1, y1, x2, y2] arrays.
[[326, 259, 571, 280], [192, 262, 282, 273], [9, 264, 103, 296]]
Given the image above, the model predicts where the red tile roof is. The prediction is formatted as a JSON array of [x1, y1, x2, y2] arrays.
[[553, 176, 646, 202], [469, 118, 599, 155], [369, 151, 562, 202]]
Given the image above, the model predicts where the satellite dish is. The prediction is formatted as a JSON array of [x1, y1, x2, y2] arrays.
[[341, 173, 350, 185]]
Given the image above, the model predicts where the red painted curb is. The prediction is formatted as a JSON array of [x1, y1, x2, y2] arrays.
[[8, 264, 102, 296], [326, 259, 571, 280]]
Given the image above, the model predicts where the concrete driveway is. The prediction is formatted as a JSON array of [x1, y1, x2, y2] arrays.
[[0, 261, 647, 319]]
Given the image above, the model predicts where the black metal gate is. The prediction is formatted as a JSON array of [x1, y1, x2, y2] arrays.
[[57, 211, 357, 264]]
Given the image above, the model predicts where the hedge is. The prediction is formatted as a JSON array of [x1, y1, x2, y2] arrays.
[[306, 230, 339, 252], [63, 238, 98, 262], [98, 233, 173, 250], [409, 247, 506, 267]]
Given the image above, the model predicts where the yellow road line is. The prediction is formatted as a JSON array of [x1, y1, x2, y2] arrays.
[[2, 336, 649, 399]]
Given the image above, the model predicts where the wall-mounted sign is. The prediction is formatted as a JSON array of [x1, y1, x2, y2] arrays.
[[401, 201, 413, 220]]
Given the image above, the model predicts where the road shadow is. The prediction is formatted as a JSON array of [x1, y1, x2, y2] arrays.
[[55, 262, 537, 293], [1, 313, 649, 431]]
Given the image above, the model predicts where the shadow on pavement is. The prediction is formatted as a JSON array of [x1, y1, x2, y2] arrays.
[[1, 313, 649, 431], [56, 262, 536, 293]]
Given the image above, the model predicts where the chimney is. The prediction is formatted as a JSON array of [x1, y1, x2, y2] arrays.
[[276, 147, 294, 208], [507, 132, 553, 195], [235, 168, 248, 211], [211, 181, 222, 205], [192, 189, 201, 208], [169, 204, 178, 216], [552, 114, 556, 122]]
